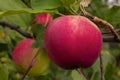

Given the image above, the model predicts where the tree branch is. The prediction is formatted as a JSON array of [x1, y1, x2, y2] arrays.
[[0, 20, 120, 43], [0, 21, 32, 38], [81, 12, 120, 42], [103, 36, 120, 42], [102, 29, 120, 34]]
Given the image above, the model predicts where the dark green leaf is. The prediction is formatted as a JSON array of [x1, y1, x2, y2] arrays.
[[87, 0, 109, 18], [32, 24, 45, 48], [105, 63, 116, 80], [0, 43, 8, 52], [105, 6, 120, 27], [35, 75, 51, 80], [92, 71, 101, 80]]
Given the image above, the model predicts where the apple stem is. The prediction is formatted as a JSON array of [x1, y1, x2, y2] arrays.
[[20, 46, 43, 80], [44, 14, 49, 27], [76, 68, 89, 80], [100, 53, 105, 80]]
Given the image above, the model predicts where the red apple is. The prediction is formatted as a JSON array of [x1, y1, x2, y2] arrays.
[[45, 15, 103, 69], [35, 12, 53, 26], [12, 38, 50, 76]]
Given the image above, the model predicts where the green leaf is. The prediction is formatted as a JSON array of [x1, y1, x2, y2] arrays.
[[0, 0, 31, 29], [31, 0, 62, 10], [0, 64, 9, 80], [0, 9, 57, 16], [32, 24, 45, 48], [60, 0, 75, 6], [88, 0, 109, 18], [71, 70, 85, 80], [0, 0, 57, 42], [0, 0, 27, 10]]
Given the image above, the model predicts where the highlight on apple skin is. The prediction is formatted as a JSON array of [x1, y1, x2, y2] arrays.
[[35, 12, 53, 26], [45, 15, 103, 69], [12, 38, 51, 76]]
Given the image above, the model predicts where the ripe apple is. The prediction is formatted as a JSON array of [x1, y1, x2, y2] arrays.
[[35, 12, 53, 26], [12, 38, 51, 76], [45, 16, 103, 69]]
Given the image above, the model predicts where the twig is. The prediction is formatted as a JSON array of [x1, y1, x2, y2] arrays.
[[0, 21, 33, 38], [21, 46, 43, 80], [102, 29, 120, 34], [103, 36, 120, 42], [102, 29, 120, 42], [99, 54, 105, 80], [0, 19, 120, 43], [81, 12, 120, 42], [76, 68, 89, 80]]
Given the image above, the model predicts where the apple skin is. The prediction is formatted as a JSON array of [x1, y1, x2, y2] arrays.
[[12, 38, 50, 76], [35, 12, 53, 26], [45, 16, 103, 69]]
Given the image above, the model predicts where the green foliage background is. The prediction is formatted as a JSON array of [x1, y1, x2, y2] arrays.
[[0, 0, 120, 80]]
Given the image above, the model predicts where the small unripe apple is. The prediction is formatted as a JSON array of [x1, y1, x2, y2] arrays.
[[12, 38, 50, 76], [45, 16, 103, 69], [35, 12, 53, 26]]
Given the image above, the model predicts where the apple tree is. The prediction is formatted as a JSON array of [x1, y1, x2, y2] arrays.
[[0, 0, 120, 80]]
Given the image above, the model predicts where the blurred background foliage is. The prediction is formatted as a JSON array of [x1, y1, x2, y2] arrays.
[[0, 0, 120, 80]]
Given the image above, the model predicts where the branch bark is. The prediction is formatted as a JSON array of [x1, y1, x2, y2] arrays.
[[0, 21, 32, 38], [102, 29, 120, 34], [103, 36, 120, 42], [81, 12, 120, 42], [0, 20, 120, 43]]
